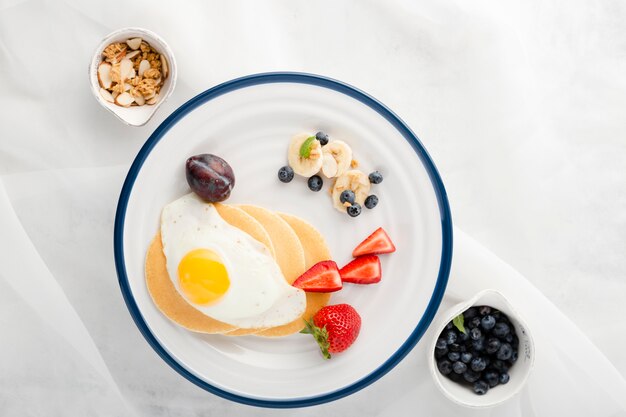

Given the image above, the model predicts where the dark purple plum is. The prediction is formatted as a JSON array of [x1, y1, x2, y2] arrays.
[[186, 154, 235, 202]]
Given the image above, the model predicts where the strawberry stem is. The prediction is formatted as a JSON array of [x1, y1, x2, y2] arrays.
[[302, 319, 331, 359]]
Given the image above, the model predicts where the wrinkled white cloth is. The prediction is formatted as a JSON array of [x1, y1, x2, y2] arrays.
[[1, 0, 625, 416]]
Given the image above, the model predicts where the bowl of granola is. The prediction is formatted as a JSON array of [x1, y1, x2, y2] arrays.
[[89, 27, 177, 126]]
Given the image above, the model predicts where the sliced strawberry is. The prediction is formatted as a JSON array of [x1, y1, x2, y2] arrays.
[[339, 255, 382, 284], [352, 227, 396, 257], [292, 260, 342, 292]]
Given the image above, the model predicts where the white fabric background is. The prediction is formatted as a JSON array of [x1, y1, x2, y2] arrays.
[[1, 0, 625, 415]]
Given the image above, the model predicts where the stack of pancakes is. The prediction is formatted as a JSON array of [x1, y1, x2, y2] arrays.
[[145, 204, 331, 337]]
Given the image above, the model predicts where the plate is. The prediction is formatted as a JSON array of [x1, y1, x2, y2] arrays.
[[114, 72, 452, 408]]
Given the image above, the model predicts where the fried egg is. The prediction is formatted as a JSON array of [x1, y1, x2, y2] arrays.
[[160, 193, 306, 329]]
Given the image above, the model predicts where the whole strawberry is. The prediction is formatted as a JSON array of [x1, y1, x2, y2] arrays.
[[302, 304, 362, 359]]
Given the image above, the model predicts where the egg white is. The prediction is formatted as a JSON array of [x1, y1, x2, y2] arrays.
[[160, 193, 305, 329]]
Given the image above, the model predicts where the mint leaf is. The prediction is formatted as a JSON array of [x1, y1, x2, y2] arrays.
[[453, 314, 466, 334], [299, 136, 316, 158]]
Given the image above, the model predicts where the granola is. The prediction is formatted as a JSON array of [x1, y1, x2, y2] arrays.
[[97, 37, 168, 107]]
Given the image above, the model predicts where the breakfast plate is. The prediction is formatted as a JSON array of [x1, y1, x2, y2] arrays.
[[114, 72, 452, 407]]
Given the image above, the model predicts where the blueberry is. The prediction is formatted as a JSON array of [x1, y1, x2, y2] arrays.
[[471, 337, 485, 352], [481, 315, 496, 331], [499, 313, 510, 324], [364, 195, 378, 209], [448, 352, 460, 362], [470, 357, 487, 372], [340, 190, 356, 205], [485, 371, 499, 388], [449, 343, 463, 353], [510, 350, 518, 363], [464, 307, 478, 319], [463, 370, 480, 383], [473, 380, 489, 395], [496, 343, 513, 361], [436, 338, 447, 350], [492, 359, 509, 373], [315, 131, 329, 146], [479, 306, 492, 316], [452, 361, 467, 374], [457, 331, 470, 342], [468, 317, 481, 329], [493, 322, 511, 338], [448, 371, 463, 382], [435, 346, 448, 358], [368, 171, 383, 184], [347, 203, 362, 217], [505, 333, 514, 343], [445, 322, 454, 330], [307, 175, 323, 191], [278, 166, 294, 183], [460, 352, 473, 363], [445, 330, 457, 345], [470, 327, 482, 340], [499, 373, 510, 384], [486, 337, 501, 354], [437, 359, 452, 375]]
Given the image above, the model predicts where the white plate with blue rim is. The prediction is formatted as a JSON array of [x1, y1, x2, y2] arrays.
[[114, 72, 453, 408]]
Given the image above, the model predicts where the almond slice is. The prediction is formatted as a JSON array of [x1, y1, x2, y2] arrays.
[[97, 62, 112, 89], [99, 88, 114, 103], [112, 90, 120, 99], [138, 60, 150, 77], [114, 91, 134, 107], [134, 94, 145, 106], [146, 94, 159, 105], [119, 59, 134, 82], [124, 82, 132, 91], [160, 55, 168, 79], [126, 38, 142, 50], [125, 50, 140, 60]]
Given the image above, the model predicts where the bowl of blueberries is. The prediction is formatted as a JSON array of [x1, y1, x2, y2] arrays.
[[429, 289, 535, 408]]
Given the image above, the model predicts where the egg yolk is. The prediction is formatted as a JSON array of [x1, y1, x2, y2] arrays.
[[178, 249, 230, 305]]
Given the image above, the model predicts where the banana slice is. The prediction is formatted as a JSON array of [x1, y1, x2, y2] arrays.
[[331, 170, 371, 212], [321, 140, 352, 178], [321, 153, 338, 178], [288, 133, 323, 177]]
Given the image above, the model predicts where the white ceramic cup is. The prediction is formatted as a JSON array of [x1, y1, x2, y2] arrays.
[[428, 289, 535, 408], [88, 27, 177, 126]]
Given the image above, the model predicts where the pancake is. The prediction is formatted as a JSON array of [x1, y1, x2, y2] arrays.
[[224, 204, 307, 336], [278, 213, 332, 269], [145, 203, 275, 334], [255, 213, 332, 337], [214, 203, 276, 259], [236, 205, 306, 284]]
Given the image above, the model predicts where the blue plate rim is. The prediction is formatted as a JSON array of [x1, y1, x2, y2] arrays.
[[113, 71, 453, 408]]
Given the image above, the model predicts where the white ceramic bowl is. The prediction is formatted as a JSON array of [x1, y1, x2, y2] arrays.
[[89, 27, 177, 126], [428, 289, 535, 408]]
